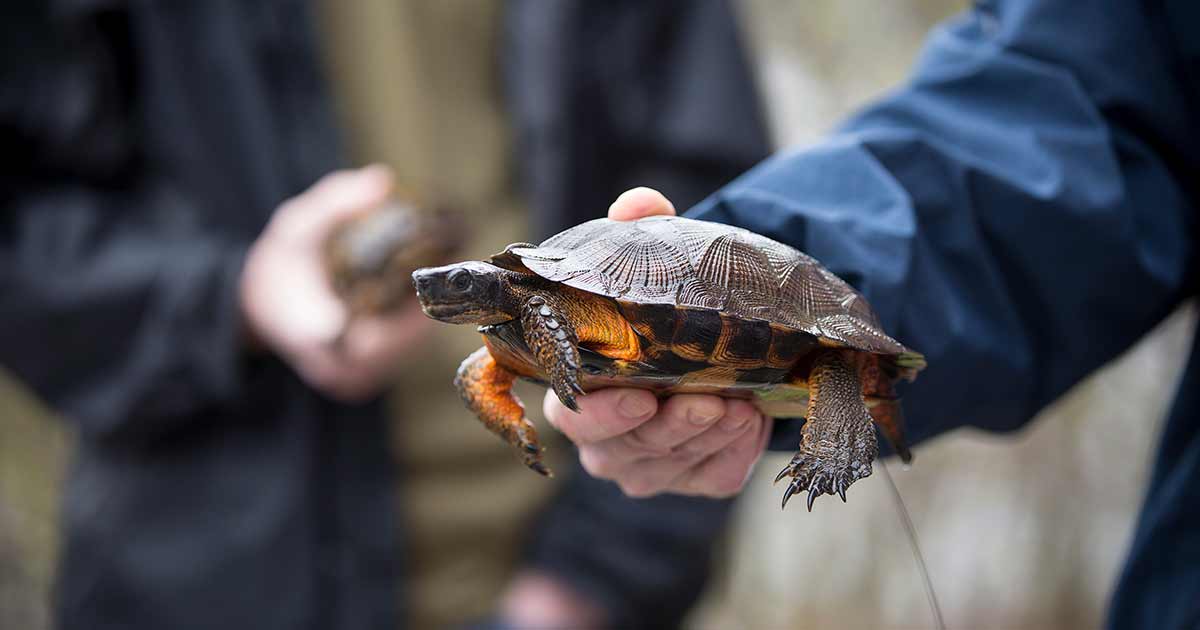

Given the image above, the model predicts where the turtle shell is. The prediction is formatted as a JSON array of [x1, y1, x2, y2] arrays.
[[498, 216, 919, 362]]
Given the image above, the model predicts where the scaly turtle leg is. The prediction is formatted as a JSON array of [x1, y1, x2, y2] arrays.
[[455, 346, 550, 476], [521, 295, 585, 412], [776, 351, 878, 511]]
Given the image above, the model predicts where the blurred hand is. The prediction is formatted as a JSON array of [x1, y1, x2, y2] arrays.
[[543, 188, 773, 498], [240, 165, 432, 401], [497, 570, 607, 630]]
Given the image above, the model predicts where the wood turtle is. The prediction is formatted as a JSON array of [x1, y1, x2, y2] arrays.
[[413, 215, 925, 510], [326, 198, 464, 320]]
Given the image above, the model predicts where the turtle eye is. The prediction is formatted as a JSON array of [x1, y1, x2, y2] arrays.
[[448, 268, 473, 292]]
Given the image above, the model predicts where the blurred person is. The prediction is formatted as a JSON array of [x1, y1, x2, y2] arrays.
[[0, 3, 766, 630], [542, 1, 1200, 628], [320, 1, 770, 629]]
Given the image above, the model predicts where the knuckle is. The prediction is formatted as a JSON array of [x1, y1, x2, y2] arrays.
[[621, 430, 670, 457], [671, 449, 705, 468]]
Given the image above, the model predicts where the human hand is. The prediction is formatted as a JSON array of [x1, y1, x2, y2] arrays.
[[542, 188, 773, 498], [240, 165, 432, 401], [496, 570, 607, 630]]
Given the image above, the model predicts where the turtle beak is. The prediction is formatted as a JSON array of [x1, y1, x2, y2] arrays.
[[412, 262, 511, 325], [412, 266, 472, 323], [412, 268, 437, 297], [412, 267, 446, 316]]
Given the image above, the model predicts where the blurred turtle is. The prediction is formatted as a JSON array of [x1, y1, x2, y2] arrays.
[[325, 198, 465, 331], [413, 215, 926, 510]]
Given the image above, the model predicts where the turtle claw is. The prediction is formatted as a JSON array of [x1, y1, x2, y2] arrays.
[[781, 478, 801, 510], [527, 460, 553, 478], [554, 386, 580, 413], [776, 452, 870, 511], [516, 423, 553, 477], [549, 348, 585, 413], [773, 464, 793, 485]]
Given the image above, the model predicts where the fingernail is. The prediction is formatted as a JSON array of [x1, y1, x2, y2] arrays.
[[720, 413, 751, 433], [688, 408, 721, 427], [617, 393, 654, 419]]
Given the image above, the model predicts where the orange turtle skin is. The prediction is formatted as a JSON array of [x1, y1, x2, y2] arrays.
[[415, 216, 925, 509]]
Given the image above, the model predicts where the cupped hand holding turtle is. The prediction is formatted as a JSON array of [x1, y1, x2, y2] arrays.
[[542, 188, 773, 498], [240, 165, 432, 401]]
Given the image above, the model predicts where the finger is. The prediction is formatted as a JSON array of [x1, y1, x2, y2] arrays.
[[340, 300, 434, 365], [245, 235, 346, 346], [605, 401, 759, 497], [543, 387, 657, 444], [607, 187, 676, 221], [308, 164, 394, 215], [585, 420, 753, 498], [589, 447, 697, 498], [627, 394, 726, 449], [574, 435, 675, 485], [290, 347, 378, 402], [578, 398, 755, 496], [668, 399, 758, 460], [676, 406, 772, 497], [579, 420, 680, 468], [284, 164, 396, 238]]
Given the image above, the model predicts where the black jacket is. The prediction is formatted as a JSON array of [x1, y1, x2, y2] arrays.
[[3, 2, 402, 628]]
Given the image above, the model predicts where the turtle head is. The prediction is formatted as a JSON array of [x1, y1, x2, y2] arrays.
[[412, 261, 516, 325]]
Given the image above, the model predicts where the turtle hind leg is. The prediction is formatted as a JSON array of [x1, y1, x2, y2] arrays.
[[776, 351, 878, 511], [455, 346, 551, 477]]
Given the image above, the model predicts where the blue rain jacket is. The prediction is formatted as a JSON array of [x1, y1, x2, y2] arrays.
[[688, 2, 1199, 628]]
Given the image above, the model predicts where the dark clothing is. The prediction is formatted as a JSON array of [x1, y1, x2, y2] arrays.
[[687, 1, 1199, 628], [505, 2, 771, 628], [0, 2, 769, 630], [2, 2, 403, 629], [505, 0, 771, 237]]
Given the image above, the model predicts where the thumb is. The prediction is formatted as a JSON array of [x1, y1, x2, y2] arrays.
[[283, 164, 396, 238], [310, 163, 395, 223], [608, 187, 676, 221]]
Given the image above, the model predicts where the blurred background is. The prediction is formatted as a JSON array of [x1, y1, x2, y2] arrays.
[[1, 1, 1195, 629]]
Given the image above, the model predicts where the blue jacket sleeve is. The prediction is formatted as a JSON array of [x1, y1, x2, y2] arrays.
[[687, 1, 1199, 448]]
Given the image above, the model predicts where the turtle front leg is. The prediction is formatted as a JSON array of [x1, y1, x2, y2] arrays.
[[521, 295, 584, 412], [455, 346, 551, 476], [776, 351, 878, 511]]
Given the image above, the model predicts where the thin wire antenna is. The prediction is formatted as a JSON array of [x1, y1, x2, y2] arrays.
[[878, 459, 946, 630]]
